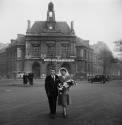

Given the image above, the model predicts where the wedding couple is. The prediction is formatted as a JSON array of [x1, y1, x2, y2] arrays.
[[45, 67, 74, 119]]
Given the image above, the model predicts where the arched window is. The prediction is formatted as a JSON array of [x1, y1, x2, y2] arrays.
[[32, 62, 40, 78]]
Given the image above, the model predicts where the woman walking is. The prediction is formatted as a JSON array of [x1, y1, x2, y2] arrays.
[[58, 68, 75, 118]]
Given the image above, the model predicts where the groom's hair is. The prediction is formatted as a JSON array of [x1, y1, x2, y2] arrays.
[[50, 67, 55, 71]]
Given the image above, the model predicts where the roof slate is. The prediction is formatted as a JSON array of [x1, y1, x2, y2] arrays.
[[76, 37, 89, 47], [29, 21, 72, 35]]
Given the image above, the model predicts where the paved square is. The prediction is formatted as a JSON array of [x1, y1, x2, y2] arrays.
[[0, 79, 122, 125]]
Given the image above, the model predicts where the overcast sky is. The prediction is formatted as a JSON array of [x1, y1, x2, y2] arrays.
[[0, 0, 122, 52]]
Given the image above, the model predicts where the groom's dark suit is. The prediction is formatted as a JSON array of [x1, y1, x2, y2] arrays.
[[45, 75, 60, 114]]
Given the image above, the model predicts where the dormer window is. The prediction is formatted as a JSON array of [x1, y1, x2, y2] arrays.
[[49, 26, 53, 30]]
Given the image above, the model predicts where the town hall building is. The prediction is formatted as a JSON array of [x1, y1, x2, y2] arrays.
[[0, 2, 103, 79]]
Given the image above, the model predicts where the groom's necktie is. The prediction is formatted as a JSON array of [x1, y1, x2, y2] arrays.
[[52, 75, 55, 81]]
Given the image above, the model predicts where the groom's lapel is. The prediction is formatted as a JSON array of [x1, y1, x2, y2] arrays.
[[50, 75, 55, 83]]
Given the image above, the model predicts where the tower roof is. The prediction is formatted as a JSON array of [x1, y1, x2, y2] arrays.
[[29, 21, 72, 35], [26, 2, 75, 36]]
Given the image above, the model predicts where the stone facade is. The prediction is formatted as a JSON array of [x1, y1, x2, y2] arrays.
[[75, 37, 94, 78], [0, 48, 8, 78], [0, 2, 104, 79]]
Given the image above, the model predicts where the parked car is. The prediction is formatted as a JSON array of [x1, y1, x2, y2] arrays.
[[88, 76, 94, 82], [89, 75, 106, 83]]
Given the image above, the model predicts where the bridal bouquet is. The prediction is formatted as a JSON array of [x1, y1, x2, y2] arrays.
[[58, 79, 75, 93]]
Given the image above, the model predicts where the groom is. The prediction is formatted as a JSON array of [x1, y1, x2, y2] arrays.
[[45, 68, 60, 118]]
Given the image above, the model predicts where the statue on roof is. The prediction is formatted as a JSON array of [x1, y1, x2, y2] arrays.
[[47, 2, 55, 22], [48, 2, 54, 11]]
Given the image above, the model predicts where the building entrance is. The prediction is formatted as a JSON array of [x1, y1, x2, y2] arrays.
[[32, 62, 40, 78]]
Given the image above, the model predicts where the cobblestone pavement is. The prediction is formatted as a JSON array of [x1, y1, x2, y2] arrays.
[[0, 79, 122, 125]]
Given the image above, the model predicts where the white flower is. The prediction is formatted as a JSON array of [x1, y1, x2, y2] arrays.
[[63, 82, 69, 88]]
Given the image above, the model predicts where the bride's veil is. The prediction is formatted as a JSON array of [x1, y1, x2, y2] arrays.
[[57, 67, 70, 76]]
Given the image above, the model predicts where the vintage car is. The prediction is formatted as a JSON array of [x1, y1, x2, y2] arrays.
[[89, 75, 106, 83]]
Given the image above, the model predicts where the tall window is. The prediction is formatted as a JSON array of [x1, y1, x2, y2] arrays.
[[61, 43, 71, 58], [84, 49, 87, 59], [47, 44, 56, 58], [31, 46, 40, 57], [17, 48, 22, 58], [80, 49, 84, 58]]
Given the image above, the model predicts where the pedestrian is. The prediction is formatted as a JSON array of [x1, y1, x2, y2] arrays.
[[45, 68, 60, 119], [58, 67, 75, 118], [23, 72, 28, 86], [28, 73, 34, 86]]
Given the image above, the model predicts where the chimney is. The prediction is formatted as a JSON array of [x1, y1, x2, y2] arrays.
[[71, 21, 75, 34], [17, 34, 24, 38], [11, 39, 16, 45], [27, 20, 31, 33]]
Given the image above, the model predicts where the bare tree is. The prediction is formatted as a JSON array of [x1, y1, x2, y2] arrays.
[[100, 48, 114, 75], [93, 41, 115, 75]]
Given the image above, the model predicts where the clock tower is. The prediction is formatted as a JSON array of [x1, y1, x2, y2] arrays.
[[47, 2, 55, 21], [46, 2, 56, 30]]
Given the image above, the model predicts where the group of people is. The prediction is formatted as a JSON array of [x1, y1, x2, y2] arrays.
[[45, 67, 76, 119], [23, 72, 34, 86]]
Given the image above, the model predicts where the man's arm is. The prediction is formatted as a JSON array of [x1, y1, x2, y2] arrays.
[[56, 75, 61, 85], [45, 76, 50, 96]]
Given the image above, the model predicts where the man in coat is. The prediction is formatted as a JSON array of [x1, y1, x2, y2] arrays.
[[28, 73, 34, 86], [45, 68, 60, 119], [23, 73, 28, 86]]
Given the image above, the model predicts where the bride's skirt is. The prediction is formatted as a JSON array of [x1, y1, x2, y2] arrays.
[[58, 90, 70, 106]]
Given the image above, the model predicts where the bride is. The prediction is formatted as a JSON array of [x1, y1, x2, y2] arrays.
[[58, 67, 75, 118]]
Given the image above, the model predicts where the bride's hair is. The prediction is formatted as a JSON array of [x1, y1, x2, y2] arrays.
[[58, 67, 70, 76], [60, 68, 66, 72]]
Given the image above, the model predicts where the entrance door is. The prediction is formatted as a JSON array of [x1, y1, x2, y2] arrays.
[[32, 62, 40, 78]]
